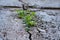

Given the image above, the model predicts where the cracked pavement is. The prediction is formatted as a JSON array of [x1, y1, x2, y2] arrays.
[[0, 0, 60, 40]]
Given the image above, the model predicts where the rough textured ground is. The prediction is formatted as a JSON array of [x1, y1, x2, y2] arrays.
[[22, 0, 60, 7], [0, 9, 60, 40], [0, 0, 22, 6], [0, 9, 29, 40], [0, 0, 60, 7], [0, 0, 60, 40]]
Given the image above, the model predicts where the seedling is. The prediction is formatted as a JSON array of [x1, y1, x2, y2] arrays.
[[17, 10, 37, 31]]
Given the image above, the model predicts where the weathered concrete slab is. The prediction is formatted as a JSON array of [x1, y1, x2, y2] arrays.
[[30, 10, 60, 40], [0, 0, 22, 6], [0, 0, 60, 40], [22, 0, 60, 7], [0, 9, 60, 40], [0, 9, 29, 40], [0, 0, 60, 7]]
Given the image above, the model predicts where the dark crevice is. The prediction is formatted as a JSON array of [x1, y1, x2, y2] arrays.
[[27, 31, 32, 40], [0, 6, 60, 10], [0, 6, 21, 8], [28, 6, 60, 10], [22, 4, 28, 10]]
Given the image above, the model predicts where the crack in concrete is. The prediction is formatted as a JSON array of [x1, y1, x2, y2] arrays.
[[27, 31, 32, 40]]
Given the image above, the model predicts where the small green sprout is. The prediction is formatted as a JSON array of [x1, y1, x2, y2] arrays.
[[17, 10, 37, 31]]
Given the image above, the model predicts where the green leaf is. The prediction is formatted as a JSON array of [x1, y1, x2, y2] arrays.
[[26, 21, 36, 26], [24, 14, 32, 22], [17, 10, 25, 18]]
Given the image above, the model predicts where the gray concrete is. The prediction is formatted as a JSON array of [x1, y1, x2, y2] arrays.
[[0, 0, 60, 7], [0, 0, 60, 40], [0, 9, 60, 40], [0, 0, 22, 6], [0, 9, 29, 40], [22, 0, 60, 7]]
